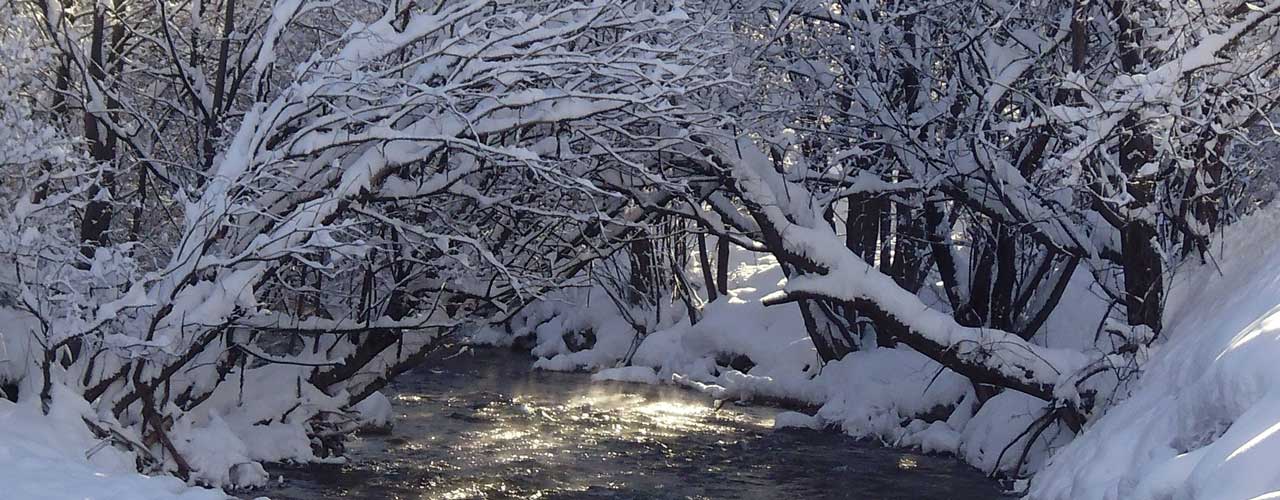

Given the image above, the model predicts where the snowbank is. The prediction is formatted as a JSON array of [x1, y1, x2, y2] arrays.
[[0, 359, 361, 497], [479, 247, 1066, 471], [960, 391, 1069, 474], [0, 386, 228, 500], [1031, 209, 1280, 500], [177, 363, 346, 487], [812, 348, 971, 443], [0, 362, 375, 497]]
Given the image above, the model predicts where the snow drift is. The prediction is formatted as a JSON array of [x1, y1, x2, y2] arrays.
[[1030, 209, 1280, 499], [0, 386, 228, 500]]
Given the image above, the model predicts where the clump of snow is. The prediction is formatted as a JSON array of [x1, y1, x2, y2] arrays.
[[592, 366, 660, 384], [774, 411, 821, 430], [166, 363, 342, 488], [811, 348, 971, 442], [1031, 208, 1280, 499], [172, 413, 269, 489], [467, 325, 514, 347], [353, 391, 394, 433], [901, 421, 963, 455], [959, 391, 1069, 473], [233, 422, 316, 464]]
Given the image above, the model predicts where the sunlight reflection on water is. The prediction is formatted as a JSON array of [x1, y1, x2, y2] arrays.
[[255, 349, 1009, 500]]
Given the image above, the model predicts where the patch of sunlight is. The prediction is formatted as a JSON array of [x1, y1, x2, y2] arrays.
[[435, 484, 484, 499], [1225, 305, 1280, 354], [1227, 420, 1280, 461], [897, 456, 919, 470], [636, 401, 714, 432], [456, 419, 563, 457], [565, 391, 645, 410], [638, 401, 706, 417], [485, 428, 530, 441], [400, 442, 431, 452]]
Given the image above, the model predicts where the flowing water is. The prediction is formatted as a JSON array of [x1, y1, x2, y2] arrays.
[[254, 348, 1011, 500]]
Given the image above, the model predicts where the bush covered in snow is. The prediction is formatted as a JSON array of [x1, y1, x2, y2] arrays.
[[0, 0, 730, 492], [5, 0, 1280, 497]]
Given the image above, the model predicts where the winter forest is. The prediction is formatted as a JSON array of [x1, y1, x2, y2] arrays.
[[4, 0, 1280, 498]]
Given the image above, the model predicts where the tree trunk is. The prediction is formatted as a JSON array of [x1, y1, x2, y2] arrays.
[[990, 224, 1017, 330], [1116, 0, 1164, 334], [78, 2, 120, 262], [629, 231, 655, 304], [697, 229, 718, 302], [715, 236, 730, 296]]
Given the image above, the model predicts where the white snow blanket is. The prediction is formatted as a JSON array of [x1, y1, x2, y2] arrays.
[[1031, 210, 1280, 500], [0, 386, 228, 500]]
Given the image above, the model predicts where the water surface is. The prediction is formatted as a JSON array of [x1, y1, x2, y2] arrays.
[[256, 348, 1009, 499]]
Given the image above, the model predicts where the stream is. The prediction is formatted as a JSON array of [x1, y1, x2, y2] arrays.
[[253, 348, 1011, 499]]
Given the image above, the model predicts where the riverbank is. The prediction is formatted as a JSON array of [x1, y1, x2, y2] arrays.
[[482, 207, 1280, 500]]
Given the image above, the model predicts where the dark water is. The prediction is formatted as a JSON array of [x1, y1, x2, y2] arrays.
[[254, 348, 1010, 500]]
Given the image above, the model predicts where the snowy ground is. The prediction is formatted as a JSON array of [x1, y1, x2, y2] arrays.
[[0, 379, 398, 500], [1030, 209, 1280, 500], [0, 386, 230, 500]]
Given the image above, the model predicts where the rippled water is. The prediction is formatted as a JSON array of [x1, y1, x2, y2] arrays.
[[254, 348, 1010, 499]]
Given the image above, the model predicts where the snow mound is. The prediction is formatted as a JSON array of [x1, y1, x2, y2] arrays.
[[960, 391, 1069, 473], [0, 386, 227, 500], [774, 411, 821, 430], [812, 348, 971, 441], [173, 413, 269, 488], [1031, 209, 1280, 499], [353, 391, 394, 433], [592, 366, 661, 384], [901, 420, 963, 455]]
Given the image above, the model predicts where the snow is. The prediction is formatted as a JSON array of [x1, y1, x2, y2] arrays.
[[0, 386, 228, 500], [903, 421, 963, 455], [813, 348, 971, 442], [467, 326, 515, 347], [172, 414, 270, 488], [169, 362, 345, 488], [353, 391, 394, 431], [1030, 207, 1280, 499], [773, 411, 822, 430], [960, 391, 1069, 474], [0, 357, 351, 499], [482, 243, 1042, 468], [592, 366, 660, 384]]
